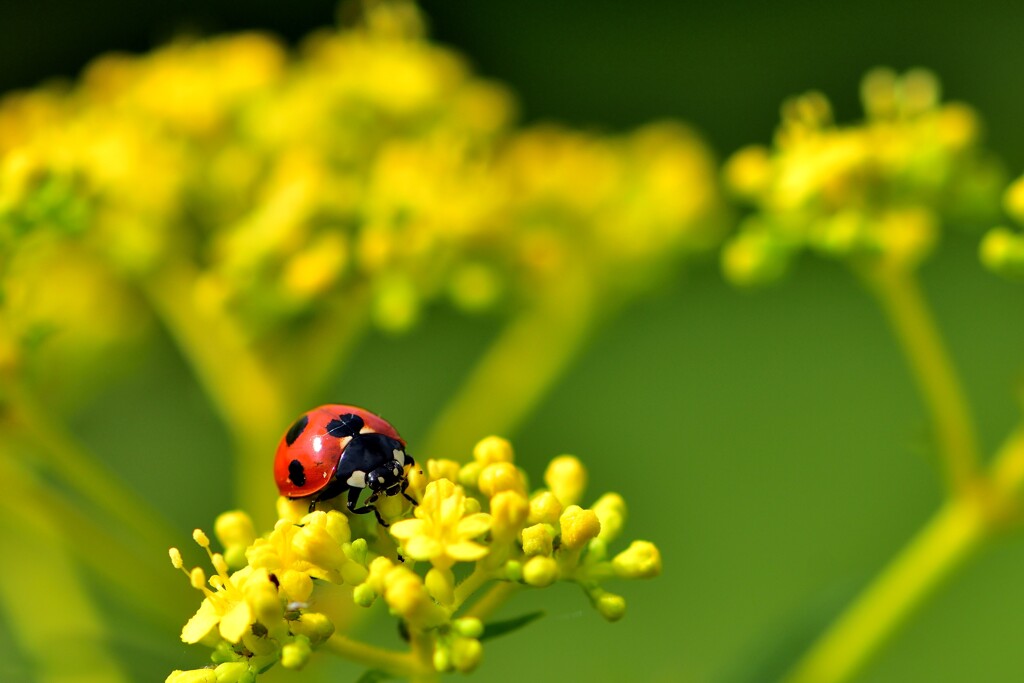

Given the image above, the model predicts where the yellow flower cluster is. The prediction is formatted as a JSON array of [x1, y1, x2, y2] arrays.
[[721, 68, 1003, 285], [168, 436, 661, 679], [981, 175, 1024, 279], [0, 0, 721, 403]]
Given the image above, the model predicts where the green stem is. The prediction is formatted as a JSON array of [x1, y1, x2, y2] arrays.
[[452, 567, 492, 610], [409, 630, 439, 683], [5, 380, 179, 551], [0, 505, 131, 683], [464, 582, 520, 622], [0, 442, 185, 626], [141, 262, 291, 526], [324, 634, 426, 678], [857, 265, 981, 493], [421, 274, 597, 460], [783, 427, 1024, 683]]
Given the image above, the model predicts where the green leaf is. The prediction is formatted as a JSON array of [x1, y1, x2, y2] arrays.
[[355, 669, 395, 683], [481, 611, 545, 641]]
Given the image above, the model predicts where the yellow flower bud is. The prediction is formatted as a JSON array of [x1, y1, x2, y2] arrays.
[[490, 490, 529, 540], [214, 511, 256, 549], [289, 612, 335, 645], [592, 493, 627, 542], [452, 617, 484, 639], [281, 636, 312, 669], [478, 462, 526, 498], [559, 506, 601, 550], [473, 436, 515, 466], [292, 524, 346, 573], [192, 529, 211, 548], [981, 227, 1024, 278], [721, 228, 788, 287], [521, 523, 554, 557], [612, 540, 663, 579], [427, 458, 461, 483], [522, 556, 559, 587], [169, 547, 184, 569], [724, 145, 771, 199], [593, 590, 626, 622], [353, 583, 377, 608], [425, 567, 455, 606], [528, 491, 563, 525], [433, 645, 452, 673], [458, 462, 484, 488], [451, 636, 483, 673], [213, 662, 249, 683], [1005, 177, 1024, 225], [544, 455, 586, 506]]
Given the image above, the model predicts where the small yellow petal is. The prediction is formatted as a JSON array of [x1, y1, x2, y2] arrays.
[[390, 519, 428, 540], [218, 599, 254, 643], [456, 513, 492, 538], [405, 535, 443, 560], [445, 541, 489, 562], [180, 599, 218, 644]]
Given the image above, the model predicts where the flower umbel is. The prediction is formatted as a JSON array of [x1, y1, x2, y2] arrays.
[[169, 437, 661, 679]]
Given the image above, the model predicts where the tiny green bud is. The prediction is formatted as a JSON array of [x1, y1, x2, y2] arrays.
[[504, 560, 523, 582], [593, 591, 626, 622], [353, 583, 377, 607], [433, 644, 452, 672], [452, 617, 484, 639]]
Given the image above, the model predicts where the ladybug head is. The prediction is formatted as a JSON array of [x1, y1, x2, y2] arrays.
[[366, 458, 405, 496]]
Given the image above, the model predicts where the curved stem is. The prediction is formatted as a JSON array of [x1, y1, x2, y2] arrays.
[[0, 505, 131, 683], [421, 274, 597, 461], [6, 379, 179, 551], [0, 442, 185, 626], [783, 427, 1024, 683], [140, 262, 291, 526], [324, 634, 426, 678], [857, 265, 981, 493]]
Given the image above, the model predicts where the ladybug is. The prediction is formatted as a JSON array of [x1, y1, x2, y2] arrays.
[[274, 404, 417, 526]]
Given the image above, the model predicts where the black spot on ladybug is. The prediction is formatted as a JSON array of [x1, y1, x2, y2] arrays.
[[326, 412, 365, 438], [288, 459, 306, 487], [285, 414, 309, 446]]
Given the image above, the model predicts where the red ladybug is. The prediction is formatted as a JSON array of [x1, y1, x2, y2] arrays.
[[274, 404, 416, 525]]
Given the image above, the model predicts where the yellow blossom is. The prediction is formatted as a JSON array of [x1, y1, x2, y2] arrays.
[[390, 479, 491, 568], [559, 506, 601, 550]]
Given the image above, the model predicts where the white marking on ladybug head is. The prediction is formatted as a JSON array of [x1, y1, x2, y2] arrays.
[[347, 470, 367, 488], [312, 436, 323, 453], [392, 467, 400, 476], [360, 426, 373, 434], [393, 449, 405, 465]]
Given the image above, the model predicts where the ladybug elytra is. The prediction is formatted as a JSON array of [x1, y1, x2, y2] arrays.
[[273, 404, 416, 525]]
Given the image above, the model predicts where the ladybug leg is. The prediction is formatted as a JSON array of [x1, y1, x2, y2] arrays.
[[348, 487, 389, 527], [400, 477, 418, 506]]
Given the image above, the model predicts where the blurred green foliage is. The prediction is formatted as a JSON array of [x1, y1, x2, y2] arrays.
[[1, 1, 1023, 682]]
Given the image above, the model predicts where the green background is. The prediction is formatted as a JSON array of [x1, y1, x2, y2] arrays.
[[2, 1, 1024, 681]]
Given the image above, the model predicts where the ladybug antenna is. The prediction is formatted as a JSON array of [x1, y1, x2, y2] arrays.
[[326, 413, 365, 438]]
